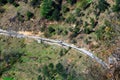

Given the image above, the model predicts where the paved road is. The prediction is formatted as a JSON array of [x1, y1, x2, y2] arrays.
[[0, 29, 109, 69]]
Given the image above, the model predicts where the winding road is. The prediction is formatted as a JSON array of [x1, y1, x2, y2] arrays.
[[0, 29, 110, 69]]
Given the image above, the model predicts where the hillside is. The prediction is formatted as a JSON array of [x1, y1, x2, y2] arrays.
[[0, 0, 120, 80]]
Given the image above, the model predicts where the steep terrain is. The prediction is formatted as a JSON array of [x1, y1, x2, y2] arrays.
[[0, 0, 120, 80]]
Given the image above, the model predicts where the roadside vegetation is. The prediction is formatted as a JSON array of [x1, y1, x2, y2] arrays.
[[0, 35, 111, 80], [0, 0, 120, 80]]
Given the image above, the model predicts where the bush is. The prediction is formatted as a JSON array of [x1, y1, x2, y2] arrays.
[[0, 36, 25, 75], [112, 0, 120, 12], [62, 30, 68, 36], [7, 0, 14, 4], [76, 0, 89, 9], [48, 26, 55, 33], [75, 8, 81, 17], [2, 77, 15, 80], [40, 0, 61, 20], [50, 9, 60, 21], [0, 0, 7, 5], [84, 28, 92, 34], [44, 31, 51, 38], [23, 0, 28, 3], [71, 39, 77, 44], [112, 5, 120, 12], [56, 63, 64, 73], [62, 5, 69, 13], [97, 0, 110, 12], [90, 18, 97, 28], [40, 0, 54, 19], [0, 8, 5, 13], [95, 26, 105, 40], [37, 75, 42, 80], [13, 2, 19, 7], [26, 11, 34, 20], [30, 0, 40, 8], [67, 0, 77, 5], [56, 28, 62, 35], [66, 15, 76, 24], [40, 24, 46, 32], [44, 26, 55, 37], [17, 12, 24, 22], [59, 48, 68, 56]]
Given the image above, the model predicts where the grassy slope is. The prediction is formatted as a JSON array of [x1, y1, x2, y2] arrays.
[[0, 36, 107, 80], [0, 0, 120, 79]]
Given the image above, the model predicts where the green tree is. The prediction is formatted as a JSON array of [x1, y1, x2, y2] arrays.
[[37, 75, 42, 80], [48, 26, 55, 33], [66, 15, 76, 24], [7, 0, 14, 4], [12, 2, 19, 7], [26, 11, 34, 20], [50, 9, 60, 21], [0, 0, 7, 5], [40, 0, 54, 19], [56, 63, 64, 74], [67, 0, 76, 5], [42, 65, 50, 77], [40, 0, 61, 20], [62, 5, 69, 13], [112, 0, 120, 12], [30, 0, 40, 7], [97, 0, 110, 12]]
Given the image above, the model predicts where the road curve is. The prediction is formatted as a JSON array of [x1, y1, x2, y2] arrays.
[[0, 29, 110, 69]]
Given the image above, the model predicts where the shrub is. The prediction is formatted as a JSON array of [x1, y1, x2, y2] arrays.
[[76, 0, 89, 9], [30, 0, 40, 8], [59, 48, 68, 56], [112, 0, 120, 12], [67, 0, 77, 5], [75, 8, 81, 17], [56, 28, 62, 35], [50, 9, 60, 21], [84, 27, 92, 34], [40, 24, 47, 32], [48, 63, 54, 69], [112, 5, 120, 12], [23, 0, 28, 3], [40, 0, 54, 19], [7, 0, 14, 4], [48, 26, 55, 33], [62, 5, 69, 13], [44, 26, 55, 37], [0, 36, 25, 75], [66, 15, 76, 24], [44, 31, 51, 38], [13, 2, 19, 7], [26, 11, 34, 20], [2, 77, 15, 80], [62, 30, 68, 36], [90, 18, 96, 28], [71, 39, 77, 44], [56, 63, 64, 73], [0, 0, 7, 5], [95, 26, 105, 40], [37, 75, 42, 80], [40, 0, 61, 20], [42, 65, 50, 77], [97, 0, 110, 12], [17, 12, 24, 22], [0, 8, 5, 13]]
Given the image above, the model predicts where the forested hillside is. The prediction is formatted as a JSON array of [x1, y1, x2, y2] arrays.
[[0, 0, 120, 80]]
